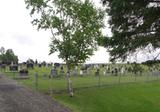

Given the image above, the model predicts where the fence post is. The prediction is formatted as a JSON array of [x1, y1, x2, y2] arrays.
[[156, 71, 159, 81], [146, 72, 149, 82], [34, 73, 38, 91], [118, 73, 121, 84], [134, 72, 137, 82], [98, 74, 101, 87], [49, 74, 53, 96]]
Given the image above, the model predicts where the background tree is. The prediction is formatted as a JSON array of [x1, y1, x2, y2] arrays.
[[25, 0, 104, 96], [27, 58, 34, 64], [0, 47, 5, 63], [0, 47, 5, 55], [0, 48, 18, 65], [35, 59, 38, 65], [102, 0, 160, 61]]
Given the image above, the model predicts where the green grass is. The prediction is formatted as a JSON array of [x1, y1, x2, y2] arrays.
[[54, 81, 160, 112], [2, 66, 160, 112], [3, 66, 160, 92]]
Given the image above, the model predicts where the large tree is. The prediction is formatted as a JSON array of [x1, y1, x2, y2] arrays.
[[25, 0, 104, 96], [102, 0, 160, 61]]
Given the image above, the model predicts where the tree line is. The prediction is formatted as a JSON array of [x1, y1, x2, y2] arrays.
[[0, 47, 18, 65]]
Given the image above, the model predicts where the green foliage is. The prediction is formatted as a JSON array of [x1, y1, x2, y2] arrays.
[[102, 0, 160, 62], [142, 60, 160, 67], [25, 0, 104, 68], [0, 47, 18, 65], [27, 58, 35, 64]]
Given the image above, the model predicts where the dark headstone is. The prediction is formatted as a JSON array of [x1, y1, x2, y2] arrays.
[[27, 63, 34, 69], [9, 65, 18, 71], [19, 69, 28, 75], [38, 64, 42, 67], [16, 69, 29, 79], [50, 68, 57, 77], [60, 66, 63, 70], [81, 65, 87, 71], [42, 61, 46, 67], [0, 64, 6, 69], [54, 63, 60, 68], [95, 69, 100, 76], [114, 68, 118, 76]]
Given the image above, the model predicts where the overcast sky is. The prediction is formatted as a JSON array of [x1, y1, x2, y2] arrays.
[[0, 0, 113, 63]]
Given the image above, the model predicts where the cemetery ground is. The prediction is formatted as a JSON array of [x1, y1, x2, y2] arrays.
[[0, 73, 70, 112], [2, 65, 160, 112]]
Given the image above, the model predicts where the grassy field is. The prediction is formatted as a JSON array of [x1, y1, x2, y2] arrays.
[[2, 66, 160, 112], [3, 66, 159, 92], [54, 81, 160, 112]]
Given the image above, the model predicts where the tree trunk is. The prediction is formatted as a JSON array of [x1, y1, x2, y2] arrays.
[[66, 63, 74, 97]]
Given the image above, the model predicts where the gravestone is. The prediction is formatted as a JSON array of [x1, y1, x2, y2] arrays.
[[111, 68, 114, 75], [94, 64, 99, 69], [45, 63, 49, 68], [38, 63, 42, 68], [59, 66, 65, 76], [9, 65, 18, 71], [80, 70, 83, 77], [107, 67, 110, 73], [0, 64, 6, 70], [16, 69, 29, 79], [121, 67, 125, 74], [114, 68, 118, 76], [118, 67, 121, 73], [128, 67, 132, 73], [54, 63, 60, 68], [27, 63, 34, 69], [125, 67, 128, 73], [87, 68, 92, 75], [80, 65, 87, 76], [50, 67, 57, 78], [103, 70, 106, 76], [73, 69, 78, 76], [42, 61, 46, 67], [83, 70, 87, 75], [95, 68, 100, 77]]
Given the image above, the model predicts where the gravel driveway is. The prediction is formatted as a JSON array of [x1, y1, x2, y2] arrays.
[[0, 74, 70, 112]]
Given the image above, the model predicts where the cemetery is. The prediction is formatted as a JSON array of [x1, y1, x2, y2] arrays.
[[2, 62, 160, 112], [0, 0, 160, 112], [3, 63, 160, 91], [1, 47, 160, 112]]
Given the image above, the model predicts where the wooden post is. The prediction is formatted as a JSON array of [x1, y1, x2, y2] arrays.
[[118, 73, 121, 84], [35, 73, 38, 91], [135, 72, 137, 82], [146, 72, 149, 82], [98, 73, 101, 87]]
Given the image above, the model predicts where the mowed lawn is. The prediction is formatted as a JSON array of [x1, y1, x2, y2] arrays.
[[4, 66, 158, 92], [3, 66, 160, 112], [54, 82, 160, 112]]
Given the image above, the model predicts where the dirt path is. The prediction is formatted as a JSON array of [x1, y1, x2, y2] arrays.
[[0, 74, 70, 112]]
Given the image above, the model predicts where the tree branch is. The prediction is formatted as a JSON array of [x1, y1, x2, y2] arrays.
[[154, 52, 160, 60]]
